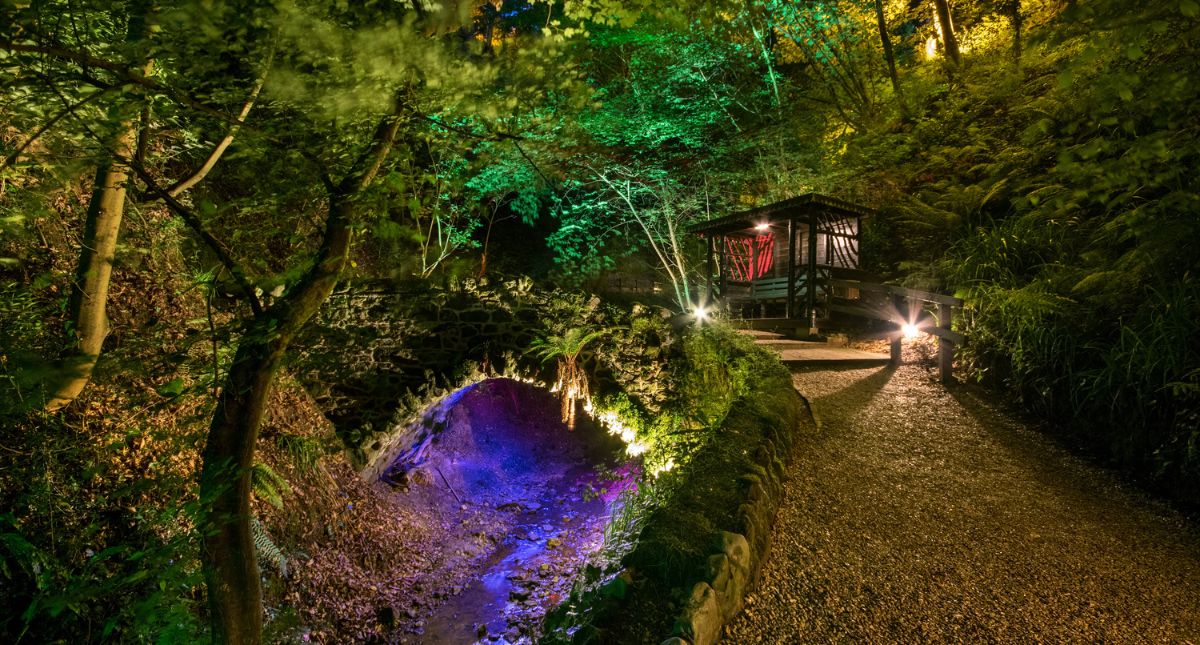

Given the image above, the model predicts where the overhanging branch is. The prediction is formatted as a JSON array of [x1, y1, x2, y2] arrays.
[[126, 160, 264, 316]]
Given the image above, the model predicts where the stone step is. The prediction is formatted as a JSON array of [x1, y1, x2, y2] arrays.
[[736, 329, 786, 340], [754, 339, 827, 350], [739, 328, 890, 368], [775, 345, 890, 367]]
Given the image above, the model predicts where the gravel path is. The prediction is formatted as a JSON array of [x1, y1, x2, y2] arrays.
[[726, 360, 1200, 643]]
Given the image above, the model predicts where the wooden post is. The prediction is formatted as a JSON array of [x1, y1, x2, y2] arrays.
[[890, 294, 903, 366], [786, 218, 797, 319], [938, 302, 954, 383], [750, 234, 762, 317], [705, 234, 715, 306], [718, 235, 727, 303], [806, 215, 818, 331]]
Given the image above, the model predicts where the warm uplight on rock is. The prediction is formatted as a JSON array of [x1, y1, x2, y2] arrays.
[[903, 323, 920, 339]]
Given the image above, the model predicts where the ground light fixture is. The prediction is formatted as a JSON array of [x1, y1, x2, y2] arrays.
[[902, 323, 920, 339], [693, 306, 709, 323], [754, 221, 770, 231]]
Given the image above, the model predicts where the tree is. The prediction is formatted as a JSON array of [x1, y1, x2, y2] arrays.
[[5, 0, 575, 638], [5, 2, 156, 412], [170, 3, 580, 639], [874, 0, 904, 104], [1004, 0, 1023, 65], [761, 0, 879, 127], [933, 0, 962, 66], [587, 163, 705, 312], [186, 107, 403, 642], [530, 326, 607, 429], [1, 1, 266, 412]]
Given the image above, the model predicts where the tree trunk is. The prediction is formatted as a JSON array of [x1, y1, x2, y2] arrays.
[[200, 196, 353, 643], [45, 7, 154, 412], [45, 138, 134, 411], [1008, 0, 1023, 67], [874, 0, 903, 103], [197, 321, 284, 644], [933, 0, 962, 67], [198, 109, 401, 644]]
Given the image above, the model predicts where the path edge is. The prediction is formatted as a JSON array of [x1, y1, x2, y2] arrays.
[[661, 381, 814, 645], [559, 366, 815, 645]]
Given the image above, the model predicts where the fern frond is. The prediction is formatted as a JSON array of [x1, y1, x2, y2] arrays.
[[250, 462, 291, 510], [251, 516, 287, 577]]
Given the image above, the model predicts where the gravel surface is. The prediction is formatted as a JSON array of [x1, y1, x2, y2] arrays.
[[726, 358, 1200, 643]]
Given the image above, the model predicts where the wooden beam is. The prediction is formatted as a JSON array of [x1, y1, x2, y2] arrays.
[[922, 324, 966, 346], [938, 302, 954, 383], [706, 234, 715, 305], [826, 302, 893, 321], [787, 218, 797, 319], [807, 217, 817, 325], [827, 278, 962, 307], [889, 295, 903, 365], [718, 235, 727, 300]]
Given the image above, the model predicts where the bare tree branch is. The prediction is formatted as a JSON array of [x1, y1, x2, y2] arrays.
[[167, 42, 276, 197]]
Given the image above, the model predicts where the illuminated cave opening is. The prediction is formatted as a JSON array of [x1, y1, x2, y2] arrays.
[[382, 377, 633, 643]]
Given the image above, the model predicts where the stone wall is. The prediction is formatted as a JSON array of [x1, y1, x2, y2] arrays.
[[668, 399, 804, 645], [566, 368, 816, 645]]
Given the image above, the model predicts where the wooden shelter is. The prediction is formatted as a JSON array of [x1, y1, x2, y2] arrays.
[[689, 193, 873, 324]]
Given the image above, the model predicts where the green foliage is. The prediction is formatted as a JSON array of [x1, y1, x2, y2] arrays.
[[759, 0, 881, 122], [250, 462, 291, 511], [676, 323, 777, 428], [821, 0, 1200, 500], [251, 516, 287, 578], [0, 420, 208, 642], [542, 478, 672, 642], [529, 326, 608, 365], [276, 433, 325, 475]]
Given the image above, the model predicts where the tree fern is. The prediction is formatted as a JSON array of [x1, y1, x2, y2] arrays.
[[529, 327, 608, 429]]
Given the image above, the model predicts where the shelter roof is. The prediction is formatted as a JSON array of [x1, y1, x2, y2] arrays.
[[687, 193, 874, 236]]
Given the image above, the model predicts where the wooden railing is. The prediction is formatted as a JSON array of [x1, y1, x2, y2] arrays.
[[826, 278, 964, 383], [597, 275, 664, 295]]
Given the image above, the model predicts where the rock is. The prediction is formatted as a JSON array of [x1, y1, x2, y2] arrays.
[[674, 582, 721, 645], [717, 532, 751, 575], [708, 554, 732, 595]]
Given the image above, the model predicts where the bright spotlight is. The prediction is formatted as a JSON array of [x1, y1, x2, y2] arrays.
[[902, 323, 920, 339], [754, 222, 770, 231], [694, 306, 708, 322]]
